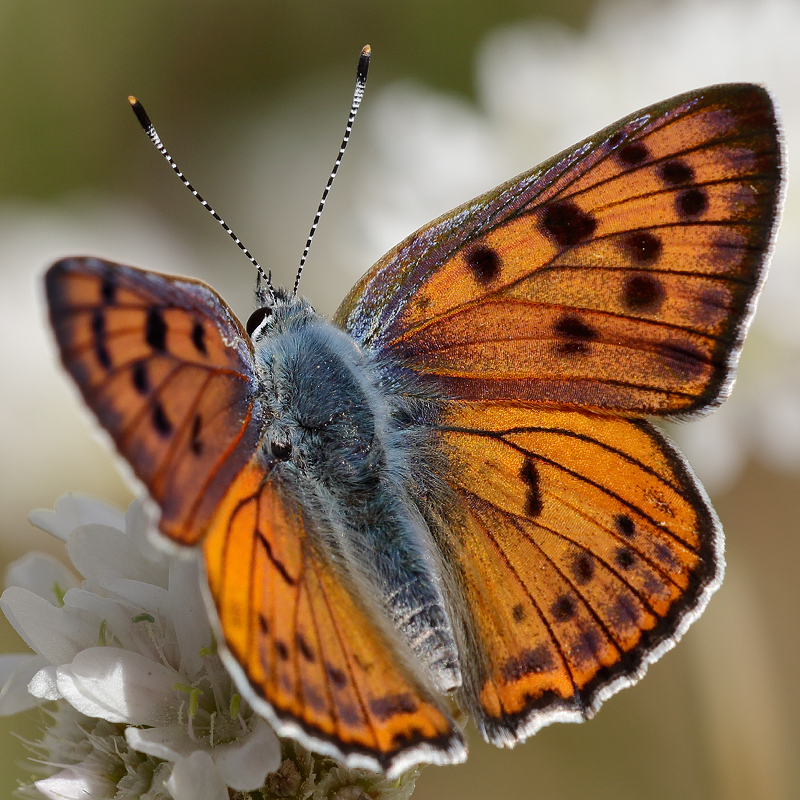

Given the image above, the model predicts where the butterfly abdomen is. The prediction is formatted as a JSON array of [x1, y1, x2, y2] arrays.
[[252, 305, 461, 692]]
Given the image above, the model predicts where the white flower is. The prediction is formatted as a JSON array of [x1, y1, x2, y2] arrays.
[[1, 494, 280, 800], [0, 494, 421, 800]]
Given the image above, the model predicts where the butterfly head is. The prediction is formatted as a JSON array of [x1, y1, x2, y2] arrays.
[[247, 287, 333, 467], [248, 289, 385, 491], [245, 286, 315, 342]]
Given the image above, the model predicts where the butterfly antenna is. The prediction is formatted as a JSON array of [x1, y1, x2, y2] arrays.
[[292, 44, 371, 297], [128, 95, 275, 300]]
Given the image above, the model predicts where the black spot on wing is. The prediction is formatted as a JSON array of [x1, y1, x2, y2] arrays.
[[501, 645, 556, 680], [465, 245, 501, 284], [520, 458, 543, 518], [390, 726, 431, 750], [191, 321, 207, 355], [660, 160, 694, 185], [512, 604, 525, 622], [152, 400, 172, 438], [570, 628, 603, 666], [101, 272, 117, 304], [92, 309, 111, 369], [611, 594, 642, 628], [146, 308, 167, 351], [677, 188, 708, 217], [617, 142, 649, 165], [541, 201, 597, 247], [554, 314, 598, 355], [622, 232, 662, 265], [552, 595, 576, 622], [275, 640, 289, 661], [555, 315, 597, 340], [132, 361, 149, 395], [615, 514, 635, 539], [296, 633, 316, 663], [654, 542, 680, 571], [615, 547, 636, 569], [370, 693, 418, 720], [326, 665, 347, 689], [621, 274, 665, 312], [572, 553, 594, 585]]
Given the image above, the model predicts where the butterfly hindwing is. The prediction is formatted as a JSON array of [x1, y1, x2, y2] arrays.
[[202, 457, 466, 777], [431, 403, 719, 742], [336, 83, 782, 417], [46, 257, 264, 545]]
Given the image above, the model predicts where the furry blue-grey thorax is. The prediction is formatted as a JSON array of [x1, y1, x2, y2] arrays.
[[250, 292, 386, 490], [248, 291, 462, 694]]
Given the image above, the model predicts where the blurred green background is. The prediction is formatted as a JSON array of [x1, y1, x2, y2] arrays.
[[1, 1, 798, 798]]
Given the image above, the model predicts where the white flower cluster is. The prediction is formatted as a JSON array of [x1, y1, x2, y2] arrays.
[[0, 496, 419, 800]]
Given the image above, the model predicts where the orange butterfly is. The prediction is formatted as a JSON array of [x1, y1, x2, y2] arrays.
[[45, 53, 783, 778]]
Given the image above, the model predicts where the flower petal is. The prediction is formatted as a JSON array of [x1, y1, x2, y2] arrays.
[[62, 588, 163, 659], [125, 724, 196, 761], [126, 497, 173, 581], [29, 494, 126, 542], [169, 558, 209, 681], [57, 647, 180, 725], [67, 523, 164, 588], [1, 586, 97, 663], [0, 654, 49, 714], [166, 751, 228, 800], [29, 664, 61, 701], [4, 552, 80, 601], [212, 717, 281, 791], [35, 767, 115, 800], [103, 578, 170, 615]]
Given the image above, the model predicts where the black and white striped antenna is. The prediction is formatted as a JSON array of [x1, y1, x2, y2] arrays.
[[128, 94, 275, 300], [292, 44, 371, 297]]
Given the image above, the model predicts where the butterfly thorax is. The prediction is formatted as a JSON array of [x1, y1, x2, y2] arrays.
[[250, 294, 461, 693]]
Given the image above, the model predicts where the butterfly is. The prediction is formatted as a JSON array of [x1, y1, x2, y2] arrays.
[[45, 74, 782, 778]]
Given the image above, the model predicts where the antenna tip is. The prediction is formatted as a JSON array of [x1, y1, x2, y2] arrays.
[[358, 45, 371, 80], [128, 96, 152, 130]]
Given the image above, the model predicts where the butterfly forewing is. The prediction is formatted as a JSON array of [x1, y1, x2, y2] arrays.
[[336, 83, 782, 417], [433, 403, 719, 741], [46, 258, 264, 545], [202, 457, 466, 776]]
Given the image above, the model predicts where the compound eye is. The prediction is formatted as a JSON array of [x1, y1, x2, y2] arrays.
[[270, 440, 292, 461], [246, 306, 272, 336]]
